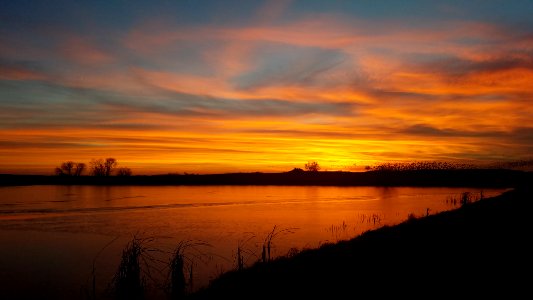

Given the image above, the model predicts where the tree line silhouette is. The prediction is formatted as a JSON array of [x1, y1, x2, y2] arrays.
[[52, 159, 532, 177], [369, 161, 477, 172], [55, 158, 132, 176]]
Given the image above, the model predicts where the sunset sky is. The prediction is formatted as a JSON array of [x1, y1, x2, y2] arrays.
[[1, 0, 532, 174]]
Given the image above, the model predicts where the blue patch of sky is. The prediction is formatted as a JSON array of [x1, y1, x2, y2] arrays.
[[1, 0, 264, 33], [0, 81, 104, 107], [231, 43, 347, 90], [288, 0, 533, 24], [129, 40, 224, 77], [3, 1, 532, 32]]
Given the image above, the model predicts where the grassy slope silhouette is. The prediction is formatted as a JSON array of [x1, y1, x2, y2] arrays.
[[187, 186, 531, 299]]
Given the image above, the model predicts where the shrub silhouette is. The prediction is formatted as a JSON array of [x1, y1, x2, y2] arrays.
[[304, 161, 320, 172]]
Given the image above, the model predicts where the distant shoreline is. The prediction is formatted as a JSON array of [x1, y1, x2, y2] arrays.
[[1, 169, 530, 188]]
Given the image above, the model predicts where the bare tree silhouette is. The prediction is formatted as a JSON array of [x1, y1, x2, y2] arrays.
[[90, 159, 106, 176], [116, 167, 132, 177], [74, 163, 86, 176], [62, 161, 75, 176], [304, 161, 320, 172], [104, 158, 117, 176], [89, 158, 128, 176], [55, 161, 85, 176]]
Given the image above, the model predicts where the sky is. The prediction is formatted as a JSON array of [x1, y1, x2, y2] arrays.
[[1, 0, 532, 174]]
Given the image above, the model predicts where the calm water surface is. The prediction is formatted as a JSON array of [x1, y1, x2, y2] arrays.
[[0, 185, 506, 298]]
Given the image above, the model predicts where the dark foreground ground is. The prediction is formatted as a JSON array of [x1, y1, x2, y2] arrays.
[[187, 186, 531, 299]]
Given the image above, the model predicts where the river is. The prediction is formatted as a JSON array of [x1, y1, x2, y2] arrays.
[[0, 185, 506, 299]]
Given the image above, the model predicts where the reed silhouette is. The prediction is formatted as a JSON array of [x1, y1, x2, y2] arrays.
[[110, 237, 147, 300], [166, 240, 212, 299], [260, 226, 297, 264], [234, 234, 257, 272]]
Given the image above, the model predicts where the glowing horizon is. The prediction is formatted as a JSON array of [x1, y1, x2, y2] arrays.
[[1, 1, 532, 174]]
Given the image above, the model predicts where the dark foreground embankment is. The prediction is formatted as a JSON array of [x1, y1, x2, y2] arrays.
[[188, 186, 531, 299]]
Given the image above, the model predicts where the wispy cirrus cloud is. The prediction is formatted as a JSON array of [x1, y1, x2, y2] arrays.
[[0, 60, 48, 81]]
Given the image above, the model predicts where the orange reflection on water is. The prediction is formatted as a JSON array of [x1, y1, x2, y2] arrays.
[[0, 185, 507, 296]]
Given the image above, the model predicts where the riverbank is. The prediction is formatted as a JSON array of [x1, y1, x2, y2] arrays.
[[1, 169, 530, 187], [187, 186, 531, 298]]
